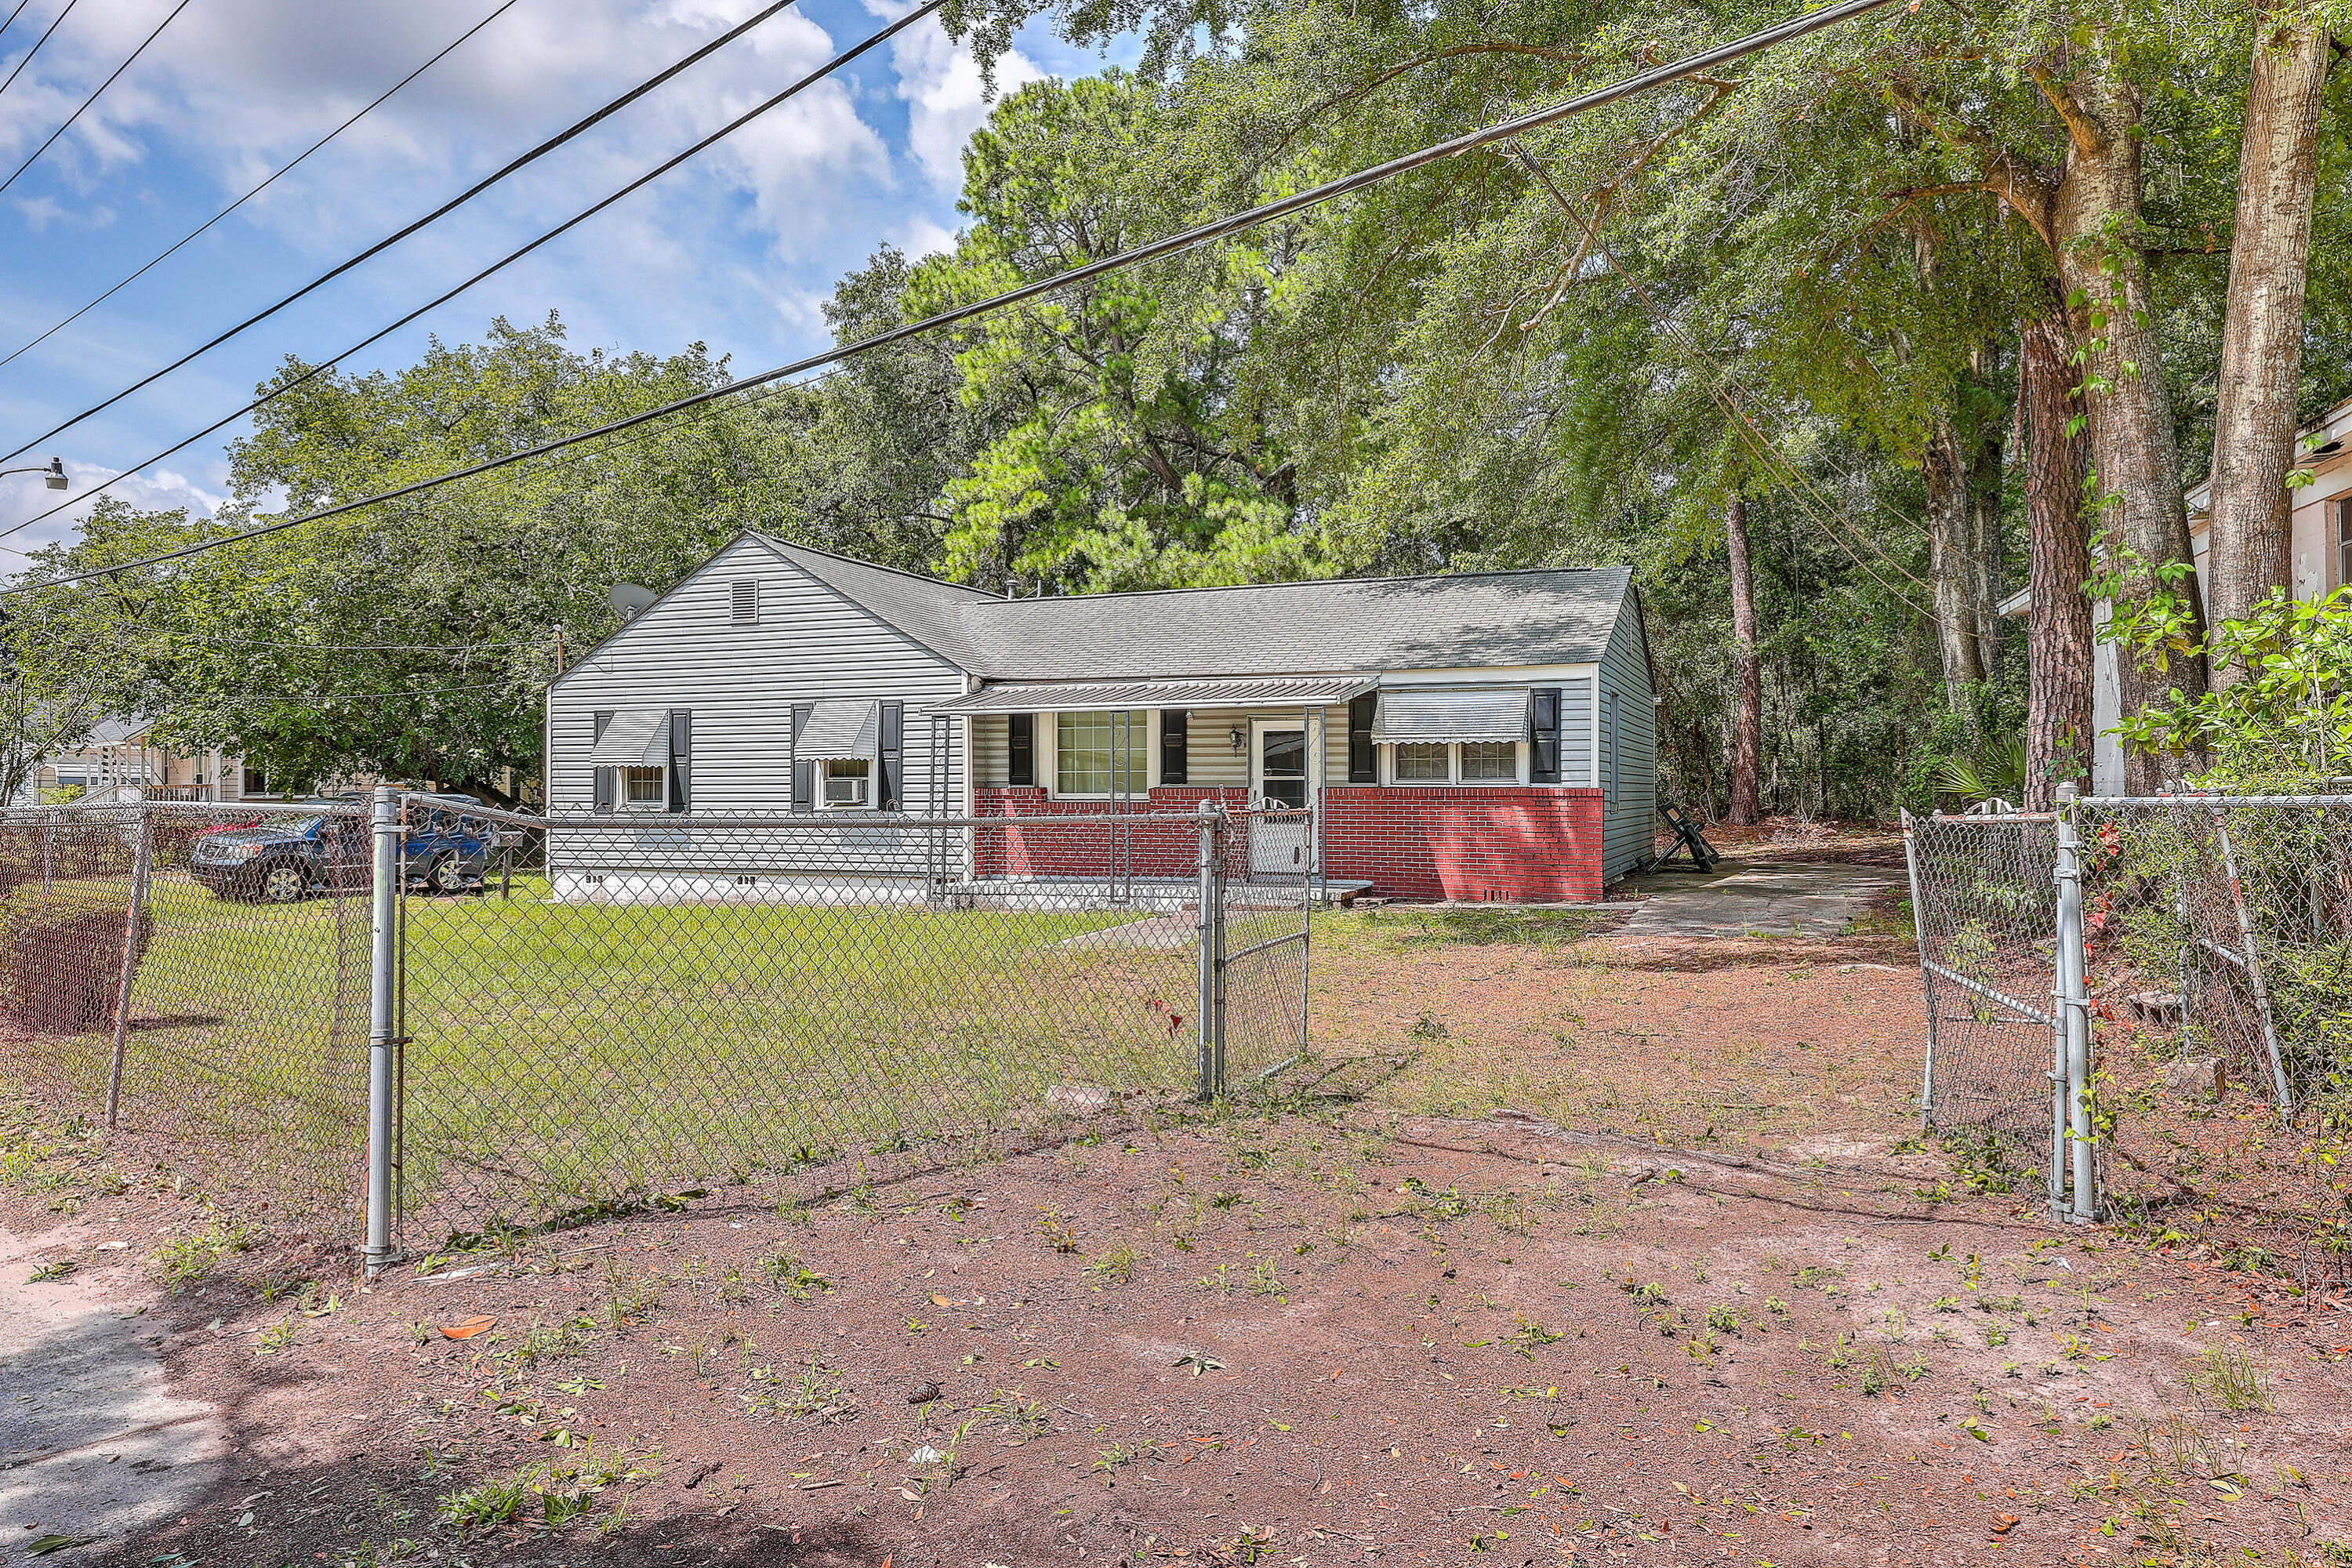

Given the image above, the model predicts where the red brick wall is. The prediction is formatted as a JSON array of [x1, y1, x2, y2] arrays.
[[975, 786, 1250, 879], [1321, 786, 1605, 902], [973, 783, 1604, 900]]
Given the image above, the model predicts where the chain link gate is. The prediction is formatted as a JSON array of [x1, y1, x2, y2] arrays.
[[365, 791, 1313, 1264], [1902, 792, 2095, 1222]]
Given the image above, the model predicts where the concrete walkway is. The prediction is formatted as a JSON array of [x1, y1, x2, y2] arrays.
[[1621, 858, 1902, 938], [1, 1224, 228, 1553]]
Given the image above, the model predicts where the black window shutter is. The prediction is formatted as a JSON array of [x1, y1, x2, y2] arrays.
[[668, 709, 691, 812], [1159, 710, 1188, 786], [1347, 693, 1377, 783], [879, 701, 903, 811], [593, 711, 615, 813], [1007, 713, 1034, 786], [791, 702, 815, 814], [1530, 687, 1562, 783]]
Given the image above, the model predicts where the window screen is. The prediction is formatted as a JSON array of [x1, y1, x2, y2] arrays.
[[1394, 742, 1449, 782], [1056, 711, 1146, 795], [1461, 742, 1516, 782]]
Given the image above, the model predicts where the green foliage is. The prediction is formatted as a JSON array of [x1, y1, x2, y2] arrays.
[[2109, 584, 2352, 787], [906, 74, 1325, 593]]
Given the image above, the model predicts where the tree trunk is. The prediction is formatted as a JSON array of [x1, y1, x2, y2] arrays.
[[1922, 416, 1989, 710], [2046, 65, 2209, 789], [1725, 492, 1763, 826], [1965, 360, 2008, 679], [2205, 13, 2332, 658], [2022, 303, 2096, 809]]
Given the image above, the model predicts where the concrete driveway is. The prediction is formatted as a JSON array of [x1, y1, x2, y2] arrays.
[[1620, 856, 1904, 938]]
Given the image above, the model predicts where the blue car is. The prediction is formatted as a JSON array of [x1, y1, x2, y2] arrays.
[[188, 800, 499, 902]]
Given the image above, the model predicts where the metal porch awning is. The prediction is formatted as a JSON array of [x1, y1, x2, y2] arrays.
[[794, 698, 880, 760], [1370, 688, 1530, 744], [588, 709, 669, 765], [923, 675, 1377, 714]]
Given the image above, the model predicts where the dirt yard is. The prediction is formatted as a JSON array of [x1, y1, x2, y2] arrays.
[[5, 826, 2350, 1568]]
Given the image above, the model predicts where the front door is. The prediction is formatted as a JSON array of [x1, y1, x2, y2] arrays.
[[1250, 722, 1311, 874]]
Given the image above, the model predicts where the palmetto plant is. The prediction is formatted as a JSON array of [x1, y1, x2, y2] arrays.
[[1934, 737, 2027, 810]]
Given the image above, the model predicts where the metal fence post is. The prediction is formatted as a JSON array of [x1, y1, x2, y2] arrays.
[[40, 811, 53, 892], [1195, 800, 1225, 1101], [2053, 785, 2095, 1222], [1898, 808, 1940, 1131], [103, 804, 153, 1130], [364, 786, 399, 1276]]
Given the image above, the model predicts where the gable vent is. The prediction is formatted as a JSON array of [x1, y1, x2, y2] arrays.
[[731, 579, 760, 624]]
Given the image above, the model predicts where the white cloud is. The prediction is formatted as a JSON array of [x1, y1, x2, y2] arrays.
[[891, 212, 956, 260], [864, 6, 1041, 194], [0, 459, 227, 564]]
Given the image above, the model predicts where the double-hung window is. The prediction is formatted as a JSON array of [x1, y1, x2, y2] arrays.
[[1055, 710, 1147, 796]]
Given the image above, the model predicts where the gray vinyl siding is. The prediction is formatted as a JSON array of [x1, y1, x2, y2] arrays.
[[1559, 675, 1595, 787], [544, 537, 967, 848], [1595, 593, 1658, 879]]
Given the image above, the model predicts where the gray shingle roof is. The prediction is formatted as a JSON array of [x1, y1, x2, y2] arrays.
[[754, 537, 1633, 680]]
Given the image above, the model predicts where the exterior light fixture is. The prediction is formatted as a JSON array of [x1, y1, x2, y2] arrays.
[[1, 457, 68, 490]]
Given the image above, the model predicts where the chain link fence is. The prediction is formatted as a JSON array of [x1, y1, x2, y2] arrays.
[[2078, 795, 2352, 1118], [0, 794, 1313, 1253], [1907, 792, 2352, 1229], [0, 799, 372, 1229]]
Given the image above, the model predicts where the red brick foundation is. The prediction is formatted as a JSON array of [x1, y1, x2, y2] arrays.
[[1320, 786, 1604, 902]]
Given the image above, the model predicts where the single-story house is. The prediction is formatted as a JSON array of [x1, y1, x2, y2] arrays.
[[12, 715, 250, 806], [543, 535, 1657, 902], [1999, 390, 2352, 793]]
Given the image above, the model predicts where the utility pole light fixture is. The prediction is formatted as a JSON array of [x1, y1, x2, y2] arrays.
[[0, 459, 67, 490]]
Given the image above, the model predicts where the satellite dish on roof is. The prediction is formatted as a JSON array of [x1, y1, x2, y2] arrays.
[[610, 583, 656, 621]]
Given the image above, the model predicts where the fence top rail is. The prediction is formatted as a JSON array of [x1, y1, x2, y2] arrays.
[[2079, 793, 2352, 809], [397, 798, 1244, 833], [2, 797, 364, 818]]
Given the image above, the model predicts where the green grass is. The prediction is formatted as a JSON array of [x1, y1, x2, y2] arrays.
[[14, 869, 1211, 1233]]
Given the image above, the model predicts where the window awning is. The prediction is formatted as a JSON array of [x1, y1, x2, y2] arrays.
[[795, 698, 879, 761], [1370, 688, 1530, 745], [588, 709, 669, 766], [924, 675, 1377, 714]]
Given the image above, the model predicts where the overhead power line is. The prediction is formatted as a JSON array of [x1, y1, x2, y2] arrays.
[[0, 1, 38, 45], [0, 0, 946, 539], [0, 0, 191, 198], [0, 0, 524, 374], [11, 0, 1902, 595], [0, 0, 809, 462], [0, 0, 80, 103]]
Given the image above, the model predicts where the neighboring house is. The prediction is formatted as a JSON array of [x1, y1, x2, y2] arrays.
[[543, 535, 1659, 903], [2000, 392, 2352, 794], [16, 716, 249, 805]]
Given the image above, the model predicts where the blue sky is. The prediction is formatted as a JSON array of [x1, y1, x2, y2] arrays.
[[0, 0, 1134, 564]]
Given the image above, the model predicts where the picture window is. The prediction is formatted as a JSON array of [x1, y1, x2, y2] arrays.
[[1055, 710, 1147, 796]]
